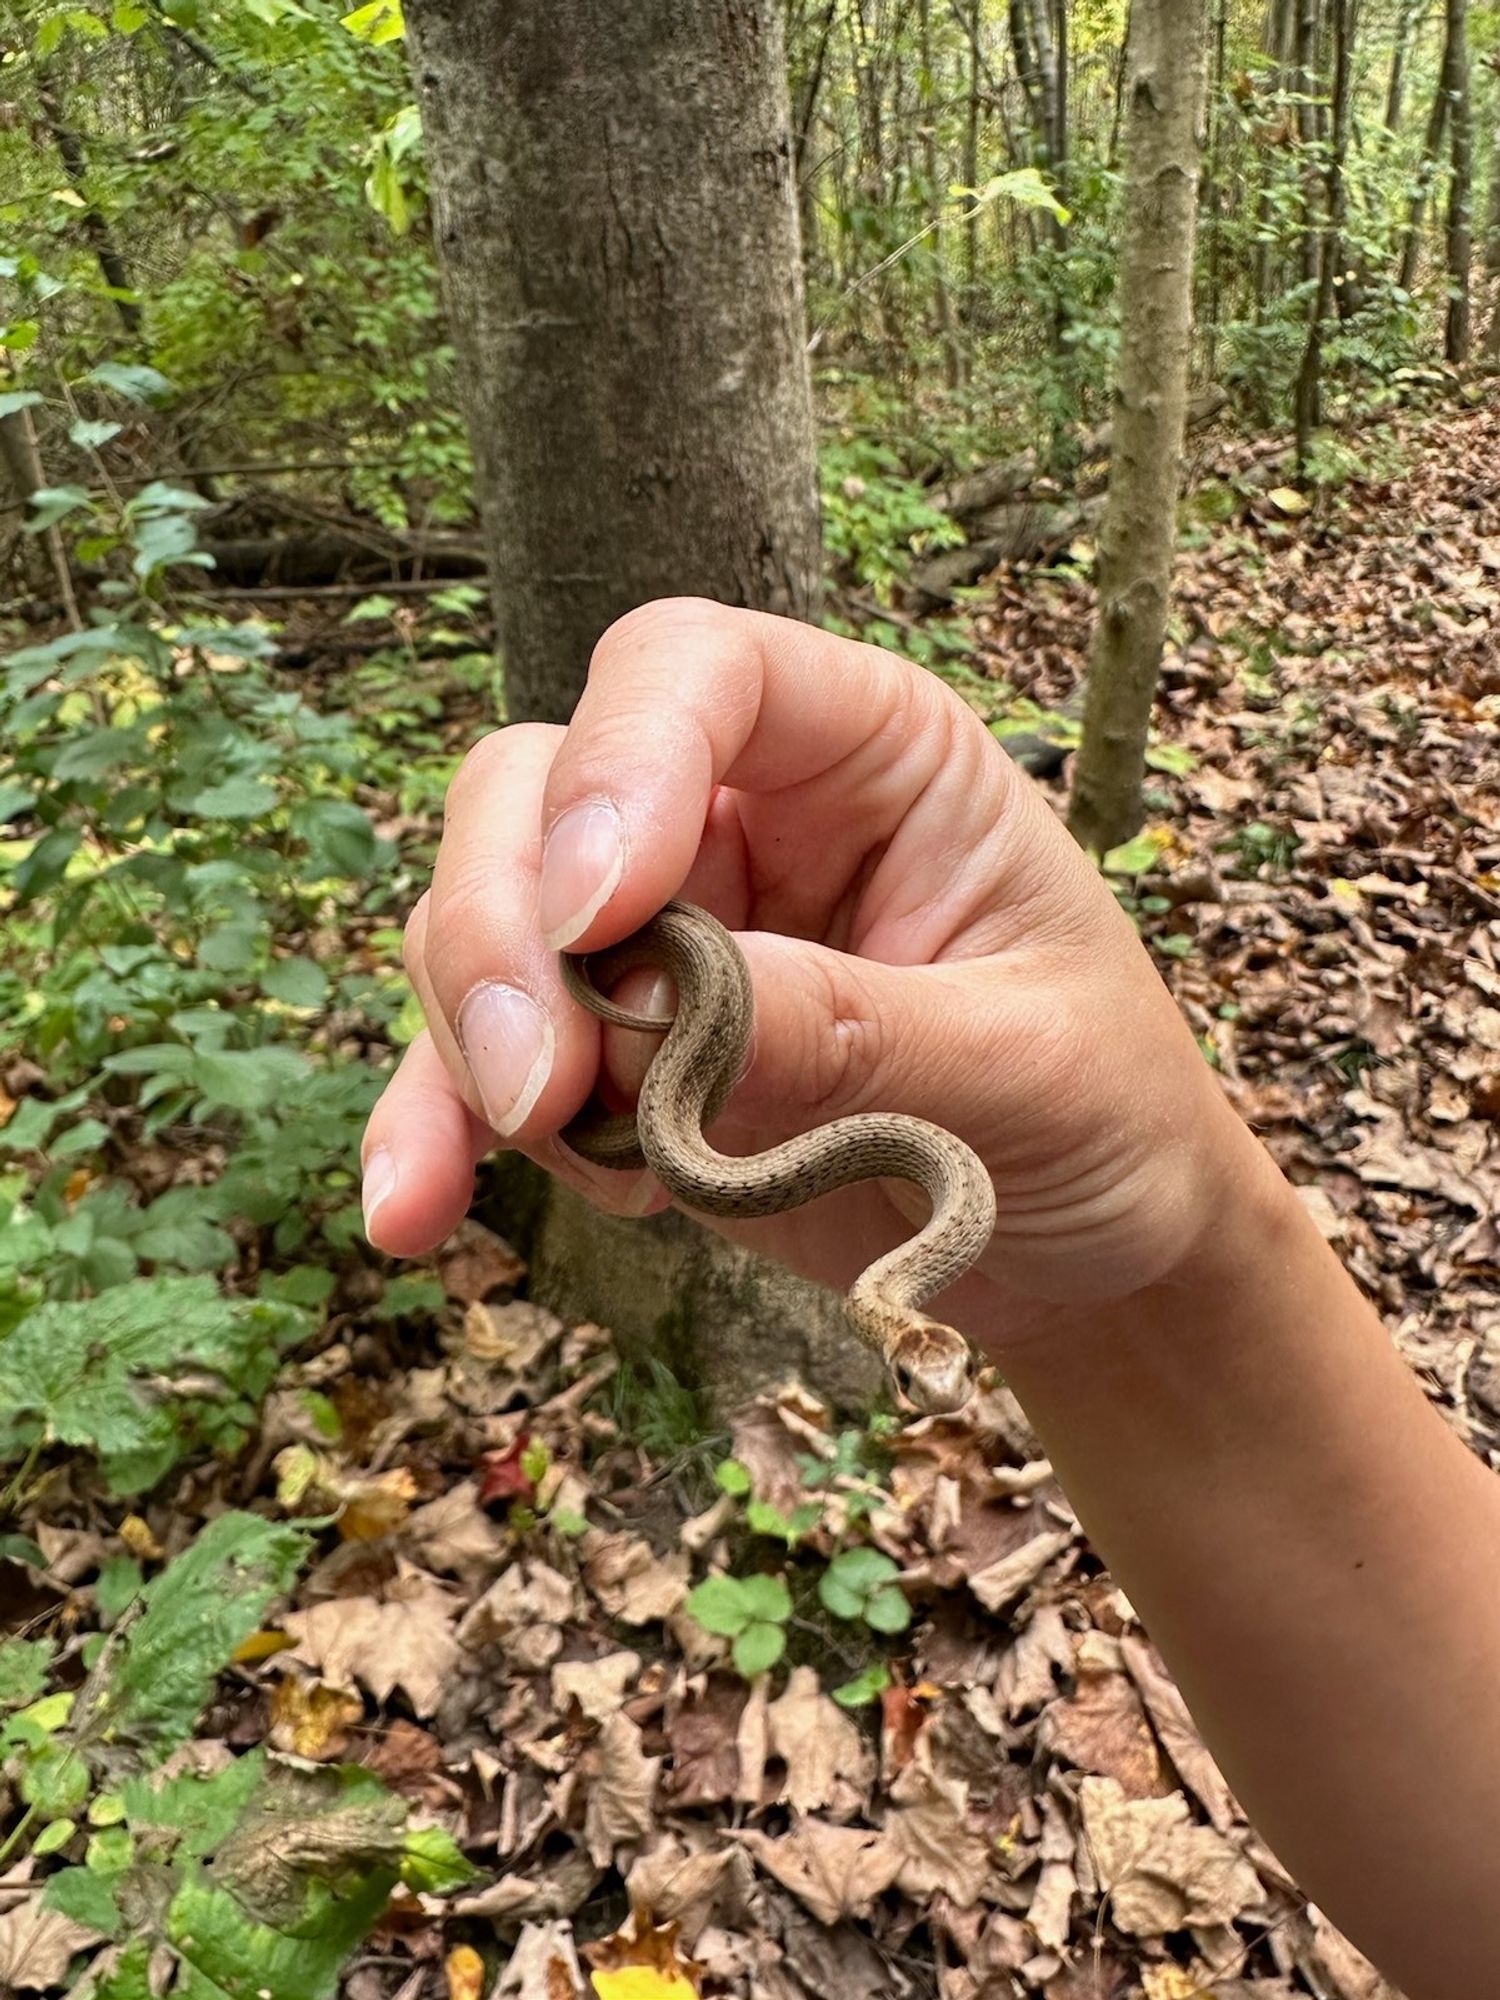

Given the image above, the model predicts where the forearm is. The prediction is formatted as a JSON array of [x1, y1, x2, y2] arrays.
[[992, 1110, 1500, 1999]]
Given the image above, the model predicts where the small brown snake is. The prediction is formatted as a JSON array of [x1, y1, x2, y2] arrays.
[[558, 900, 996, 1414]]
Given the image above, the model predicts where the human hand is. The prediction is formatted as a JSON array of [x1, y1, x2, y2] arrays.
[[361, 599, 1247, 1355]]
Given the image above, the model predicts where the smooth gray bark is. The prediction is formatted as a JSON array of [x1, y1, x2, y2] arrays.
[[403, 0, 821, 726], [1067, 0, 1208, 856]]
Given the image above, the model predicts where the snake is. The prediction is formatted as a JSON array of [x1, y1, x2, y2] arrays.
[[558, 900, 996, 1415]]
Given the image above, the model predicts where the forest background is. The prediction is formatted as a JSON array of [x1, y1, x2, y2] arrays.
[[0, 1, 1497, 1997]]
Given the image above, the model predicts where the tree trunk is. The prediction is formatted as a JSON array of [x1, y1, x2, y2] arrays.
[[1398, 48, 1454, 291], [1067, 0, 1208, 858], [1442, 0, 1473, 361], [403, 0, 852, 1411], [402, 0, 821, 727], [1384, 0, 1426, 131], [35, 76, 143, 340], [1294, 0, 1353, 467]]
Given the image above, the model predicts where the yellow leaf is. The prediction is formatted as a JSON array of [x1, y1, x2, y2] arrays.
[[119, 1514, 165, 1562], [1268, 485, 1310, 516], [591, 1972, 699, 2000], [51, 188, 87, 208], [231, 1628, 297, 1665], [0, 1085, 16, 1130], [269, 1676, 365, 1760], [445, 1947, 486, 2000], [64, 1168, 92, 1204]]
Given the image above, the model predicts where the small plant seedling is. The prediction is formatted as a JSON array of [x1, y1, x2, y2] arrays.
[[818, 1548, 911, 1634], [685, 1572, 793, 1677]]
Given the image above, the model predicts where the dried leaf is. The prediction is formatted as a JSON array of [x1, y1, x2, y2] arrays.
[[584, 1534, 690, 1625], [765, 1665, 873, 1814], [583, 1713, 662, 1867], [733, 1823, 901, 1926], [281, 1579, 462, 1717], [1080, 1777, 1261, 1936]]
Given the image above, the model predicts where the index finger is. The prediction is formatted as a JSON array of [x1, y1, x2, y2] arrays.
[[535, 597, 965, 951]]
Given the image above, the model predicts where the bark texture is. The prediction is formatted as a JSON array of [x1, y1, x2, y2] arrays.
[[1067, 0, 1208, 857], [402, 0, 821, 725], [1442, 0, 1473, 362]]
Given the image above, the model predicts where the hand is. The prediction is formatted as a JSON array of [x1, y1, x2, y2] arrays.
[[361, 599, 1247, 1354]]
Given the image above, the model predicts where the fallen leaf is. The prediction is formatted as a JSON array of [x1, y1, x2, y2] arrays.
[[0, 1898, 103, 1990], [1027, 1793, 1079, 1952], [968, 1529, 1074, 1614], [882, 1740, 995, 1908], [1040, 1660, 1162, 1795], [733, 1822, 901, 1926], [553, 1650, 642, 1723], [624, 1840, 742, 1945], [584, 1533, 690, 1624], [438, 1218, 526, 1302], [585, 1906, 704, 2000], [765, 1665, 873, 1814], [1080, 1776, 1261, 1935], [281, 1580, 462, 1717], [447, 1944, 487, 2000], [583, 1713, 662, 1867], [1121, 1634, 1239, 1830], [495, 1918, 586, 1999], [269, 1675, 365, 1759]]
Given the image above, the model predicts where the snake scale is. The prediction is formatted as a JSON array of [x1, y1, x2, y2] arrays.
[[558, 900, 996, 1414]]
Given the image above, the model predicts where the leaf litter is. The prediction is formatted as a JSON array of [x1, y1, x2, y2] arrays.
[[6, 398, 1490, 1997]]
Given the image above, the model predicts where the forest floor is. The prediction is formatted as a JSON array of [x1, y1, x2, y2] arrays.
[[5, 389, 1498, 2000]]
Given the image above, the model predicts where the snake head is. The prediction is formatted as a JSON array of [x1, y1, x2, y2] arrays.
[[891, 1318, 976, 1417]]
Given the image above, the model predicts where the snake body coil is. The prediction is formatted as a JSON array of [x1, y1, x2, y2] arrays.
[[559, 901, 995, 1414]]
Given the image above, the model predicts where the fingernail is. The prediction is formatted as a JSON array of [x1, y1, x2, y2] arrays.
[[458, 983, 554, 1137], [539, 799, 626, 949], [362, 1148, 398, 1238]]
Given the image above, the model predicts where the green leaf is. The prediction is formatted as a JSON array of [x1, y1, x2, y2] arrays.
[[0, 1637, 55, 1708], [831, 1662, 891, 1708], [105, 1515, 308, 1753], [816, 1570, 865, 1621], [0, 390, 43, 418], [52, 725, 144, 782], [824, 1547, 900, 1596], [714, 1457, 752, 1496], [13, 827, 82, 903], [736, 1572, 791, 1625], [732, 1621, 786, 1677], [1102, 830, 1167, 877], [0, 1534, 47, 1568], [0, 781, 37, 822], [96, 1555, 144, 1623], [84, 361, 172, 404], [260, 956, 329, 1008], [863, 1583, 912, 1634], [292, 798, 376, 877], [34, 1814, 76, 1855], [123, 1750, 266, 1858], [185, 777, 278, 821], [165, 1764, 412, 2000], [0, 1276, 305, 1493], [341, 0, 404, 41], [21, 1738, 90, 1818], [685, 1574, 751, 1638], [192, 1046, 310, 1115], [26, 485, 92, 531], [46, 1863, 123, 1938], [69, 417, 123, 451], [400, 1824, 473, 1894]]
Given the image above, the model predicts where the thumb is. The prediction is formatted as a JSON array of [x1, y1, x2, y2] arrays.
[[713, 929, 1032, 1153]]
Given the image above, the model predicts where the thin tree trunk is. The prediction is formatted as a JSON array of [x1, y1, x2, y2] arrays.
[[1398, 49, 1454, 290], [919, 0, 964, 386], [1384, 0, 1424, 130], [1294, 0, 1353, 467], [0, 403, 81, 624], [1443, 0, 1473, 360], [1204, 0, 1229, 376], [35, 78, 143, 339], [402, 0, 820, 726], [1067, 0, 1209, 857]]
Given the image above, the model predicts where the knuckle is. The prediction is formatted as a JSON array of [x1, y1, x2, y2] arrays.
[[444, 722, 554, 822], [592, 596, 739, 671], [805, 955, 889, 1118]]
